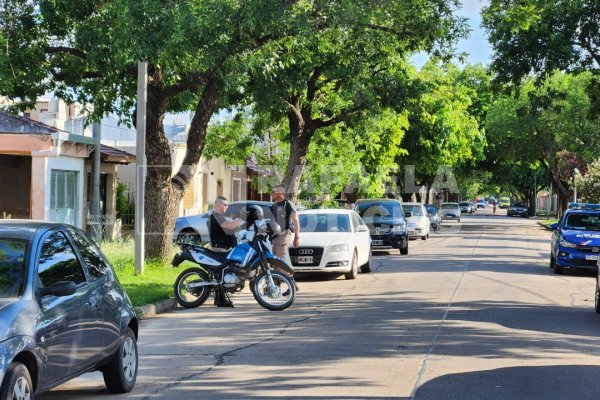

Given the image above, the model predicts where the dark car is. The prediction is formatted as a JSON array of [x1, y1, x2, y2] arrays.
[[550, 203, 600, 275], [173, 201, 273, 243], [355, 199, 409, 254], [507, 202, 529, 217], [0, 221, 138, 398]]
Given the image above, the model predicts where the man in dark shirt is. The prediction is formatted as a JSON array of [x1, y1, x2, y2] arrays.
[[209, 196, 244, 307]]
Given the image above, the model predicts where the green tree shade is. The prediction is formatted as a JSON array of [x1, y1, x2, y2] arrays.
[[0, 0, 322, 261], [482, 0, 600, 85], [246, 0, 469, 201], [485, 71, 600, 213], [395, 61, 487, 201]]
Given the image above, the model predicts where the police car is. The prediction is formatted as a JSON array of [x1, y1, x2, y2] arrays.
[[550, 203, 600, 274]]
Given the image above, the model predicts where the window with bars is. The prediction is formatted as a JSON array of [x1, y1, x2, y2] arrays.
[[49, 170, 79, 226]]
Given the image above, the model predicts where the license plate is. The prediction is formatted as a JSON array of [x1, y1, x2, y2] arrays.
[[585, 255, 600, 261], [593, 247, 599, 253], [372, 240, 383, 246], [298, 256, 313, 263]]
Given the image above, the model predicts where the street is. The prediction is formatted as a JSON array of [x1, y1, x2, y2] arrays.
[[41, 209, 600, 400]]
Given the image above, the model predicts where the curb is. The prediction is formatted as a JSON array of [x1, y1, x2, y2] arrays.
[[135, 298, 178, 319]]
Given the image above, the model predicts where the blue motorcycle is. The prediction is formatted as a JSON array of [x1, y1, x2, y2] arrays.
[[172, 209, 296, 311]]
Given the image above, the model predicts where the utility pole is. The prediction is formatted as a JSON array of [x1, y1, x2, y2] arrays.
[[91, 122, 102, 243], [531, 169, 537, 217], [134, 61, 147, 275]]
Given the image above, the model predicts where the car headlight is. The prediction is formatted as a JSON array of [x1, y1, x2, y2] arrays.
[[329, 243, 349, 253], [392, 222, 406, 232], [559, 239, 578, 249]]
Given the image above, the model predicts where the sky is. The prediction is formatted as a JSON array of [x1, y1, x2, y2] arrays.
[[413, 0, 491, 68]]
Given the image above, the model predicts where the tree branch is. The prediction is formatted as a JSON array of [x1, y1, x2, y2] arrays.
[[162, 72, 213, 99], [313, 106, 363, 129], [45, 46, 87, 59]]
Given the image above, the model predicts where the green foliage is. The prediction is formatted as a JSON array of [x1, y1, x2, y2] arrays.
[[115, 181, 133, 220], [484, 71, 600, 208], [204, 111, 255, 165], [482, 0, 600, 84], [396, 62, 487, 190]]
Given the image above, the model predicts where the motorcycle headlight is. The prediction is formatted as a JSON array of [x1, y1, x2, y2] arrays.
[[559, 239, 578, 249], [329, 243, 349, 253]]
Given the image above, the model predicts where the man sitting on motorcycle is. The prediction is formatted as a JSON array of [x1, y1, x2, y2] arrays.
[[209, 196, 245, 307]]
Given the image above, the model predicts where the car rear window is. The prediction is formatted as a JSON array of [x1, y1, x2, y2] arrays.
[[442, 204, 458, 209], [0, 238, 28, 298], [299, 214, 351, 233], [402, 205, 424, 216], [356, 202, 403, 218], [565, 214, 600, 231]]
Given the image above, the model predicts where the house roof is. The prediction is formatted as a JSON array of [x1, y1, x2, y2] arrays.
[[100, 144, 135, 164], [0, 110, 61, 135]]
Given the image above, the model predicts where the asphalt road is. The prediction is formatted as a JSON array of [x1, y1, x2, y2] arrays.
[[41, 208, 600, 400]]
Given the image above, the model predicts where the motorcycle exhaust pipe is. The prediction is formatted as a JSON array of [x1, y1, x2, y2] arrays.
[[186, 280, 218, 289]]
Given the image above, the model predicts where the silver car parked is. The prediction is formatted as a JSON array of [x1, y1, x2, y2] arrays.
[[441, 202, 461, 222]]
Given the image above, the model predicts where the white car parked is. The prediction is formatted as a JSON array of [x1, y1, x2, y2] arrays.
[[401, 203, 431, 240], [288, 209, 372, 279]]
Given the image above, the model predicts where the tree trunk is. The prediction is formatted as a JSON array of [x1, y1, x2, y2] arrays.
[[144, 80, 179, 261], [144, 76, 220, 261], [282, 112, 314, 203]]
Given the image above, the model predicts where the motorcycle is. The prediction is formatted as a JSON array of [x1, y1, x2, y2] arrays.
[[171, 209, 296, 311]]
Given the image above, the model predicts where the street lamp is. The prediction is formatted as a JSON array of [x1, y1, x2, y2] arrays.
[[573, 168, 580, 203]]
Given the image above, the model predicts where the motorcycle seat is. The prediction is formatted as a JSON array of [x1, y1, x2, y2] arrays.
[[194, 247, 231, 262]]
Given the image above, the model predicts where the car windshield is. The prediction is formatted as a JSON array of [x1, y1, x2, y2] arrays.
[[564, 214, 600, 231], [459, 202, 470, 206], [425, 206, 437, 214], [299, 214, 351, 233], [0, 238, 28, 298], [512, 203, 526, 208], [442, 204, 458, 209], [356, 203, 402, 219], [402, 205, 424, 216]]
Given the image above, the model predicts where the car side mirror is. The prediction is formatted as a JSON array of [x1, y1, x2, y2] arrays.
[[356, 225, 368, 232], [405, 211, 412, 218], [548, 223, 558, 231], [39, 281, 77, 297]]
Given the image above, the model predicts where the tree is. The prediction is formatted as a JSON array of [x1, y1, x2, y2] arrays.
[[485, 71, 600, 213], [577, 159, 600, 203], [247, 0, 469, 201], [395, 62, 487, 201], [0, 0, 318, 261], [482, 0, 600, 84]]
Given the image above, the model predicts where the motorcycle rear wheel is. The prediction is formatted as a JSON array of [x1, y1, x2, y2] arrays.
[[252, 271, 295, 311], [174, 267, 212, 308]]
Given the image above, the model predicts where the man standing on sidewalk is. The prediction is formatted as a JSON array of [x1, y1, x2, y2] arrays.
[[270, 185, 300, 261]]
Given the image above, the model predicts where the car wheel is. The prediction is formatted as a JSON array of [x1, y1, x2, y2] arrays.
[[550, 254, 555, 269], [345, 251, 358, 280], [0, 362, 32, 400], [421, 234, 427, 240], [102, 327, 138, 393], [458, 218, 461, 223], [361, 248, 373, 273], [400, 243, 409, 255], [595, 281, 600, 314], [552, 260, 564, 275]]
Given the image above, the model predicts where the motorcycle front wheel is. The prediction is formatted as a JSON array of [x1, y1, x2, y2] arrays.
[[174, 267, 212, 308], [252, 270, 295, 311]]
